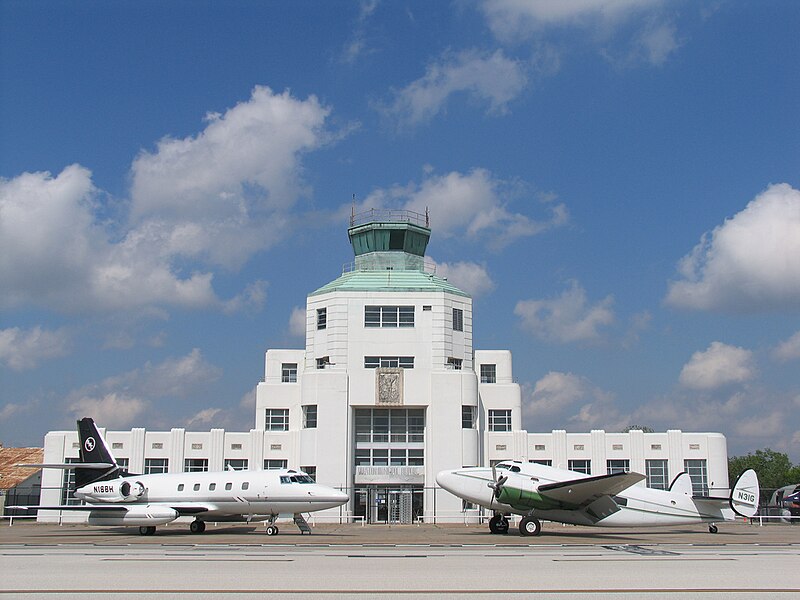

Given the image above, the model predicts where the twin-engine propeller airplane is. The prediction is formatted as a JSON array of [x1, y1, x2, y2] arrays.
[[436, 461, 759, 536], [14, 418, 348, 536]]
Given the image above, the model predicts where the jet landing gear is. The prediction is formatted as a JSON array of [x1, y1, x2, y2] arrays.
[[138, 526, 156, 536], [190, 520, 206, 534], [519, 515, 542, 536], [708, 523, 719, 534], [488, 514, 510, 534], [265, 514, 279, 536]]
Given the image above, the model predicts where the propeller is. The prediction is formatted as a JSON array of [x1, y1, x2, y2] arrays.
[[487, 465, 509, 501]]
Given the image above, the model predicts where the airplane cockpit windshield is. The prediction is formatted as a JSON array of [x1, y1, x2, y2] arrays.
[[279, 475, 315, 484], [495, 462, 521, 472]]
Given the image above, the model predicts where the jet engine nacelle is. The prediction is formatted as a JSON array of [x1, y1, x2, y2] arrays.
[[87, 506, 178, 527], [78, 479, 145, 503]]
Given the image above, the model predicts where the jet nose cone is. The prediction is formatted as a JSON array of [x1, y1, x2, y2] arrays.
[[333, 490, 349, 505]]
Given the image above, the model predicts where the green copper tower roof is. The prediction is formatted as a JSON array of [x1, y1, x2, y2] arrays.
[[309, 209, 469, 297]]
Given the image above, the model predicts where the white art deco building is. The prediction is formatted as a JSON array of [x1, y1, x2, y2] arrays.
[[38, 210, 730, 523]]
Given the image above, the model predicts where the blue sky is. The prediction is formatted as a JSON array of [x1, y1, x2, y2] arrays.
[[1, 1, 799, 460]]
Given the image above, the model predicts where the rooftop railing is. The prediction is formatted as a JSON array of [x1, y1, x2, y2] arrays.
[[350, 208, 429, 228]]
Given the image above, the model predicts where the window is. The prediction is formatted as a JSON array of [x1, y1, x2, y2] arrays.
[[116, 458, 129, 470], [462, 406, 476, 429], [650, 444, 662, 450], [453, 308, 463, 332], [646, 459, 669, 490], [612, 444, 623, 451], [151, 442, 164, 450], [61, 458, 80, 505], [242, 482, 249, 490], [301, 466, 316, 481], [684, 459, 708, 495], [364, 356, 414, 368], [569, 459, 591, 474], [316, 356, 330, 369], [177, 484, 184, 491], [607, 459, 630, 475], [265, 408, 289, 431], [317, 307, 327, 330], [191, 443, 203, 450], [264, 459, 288, 470], [530, 459, 552, 466], [209, 483, 216, 491], [573, 444, 585, 451], [447, 357, 462, 370], [488, 409, 512, 432], [231, 443, 242, 450], [224, 459, 248, 471], [184, 458, 209, 472], [353, 408, 425, 444], [480, 364, 496, 383], [353, 448, 424, 467], [144, 458, 169, 474], [193, 483, 201, 491], [112, 442, 123, 450], [225, 483, 232, 491], [281, 363, 297, 383], [302, 405, 317, 428], [365, 305, 414, 328], [534, 444, 546, 451]]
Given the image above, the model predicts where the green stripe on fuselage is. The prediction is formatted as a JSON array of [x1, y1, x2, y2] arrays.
[[496, 486, 562, 511]]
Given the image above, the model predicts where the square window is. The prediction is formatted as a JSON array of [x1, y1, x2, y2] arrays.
[[607, 459, 630, 475], [193, 483, 200, 491], [568, 459, 591, 474], [177, 484, 184, 491], [447, 357, 462, 370], [224, 459, 248, 471], [225, 483, 232, 491], [480, 364, 496, 383], [209, 483, 216, 491], [281, 363, 297, 383], [489, 409, 512, 432], [265, 408, 289, 431], [242, 482, 249, 490]]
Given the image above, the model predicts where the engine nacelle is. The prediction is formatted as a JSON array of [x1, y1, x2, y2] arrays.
[[87, 506, 178, 527], [77, 478, 146, 503]]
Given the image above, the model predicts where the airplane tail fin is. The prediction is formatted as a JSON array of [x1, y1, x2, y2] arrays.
[[668, 472, 694, 496], [75, 418, 121, 489], [729, 469, 759, 518]]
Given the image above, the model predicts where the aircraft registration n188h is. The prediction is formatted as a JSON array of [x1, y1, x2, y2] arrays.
[[14, 418, 348, 536], [436, 461, 759, 536]]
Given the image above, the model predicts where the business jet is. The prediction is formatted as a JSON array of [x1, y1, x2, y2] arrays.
[[14, 418, 349, 536], [436, 461, 759, 536]]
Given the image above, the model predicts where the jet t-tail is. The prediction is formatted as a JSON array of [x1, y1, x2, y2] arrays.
[[14, 417, 348, 536], [436, 461, 759, 536]]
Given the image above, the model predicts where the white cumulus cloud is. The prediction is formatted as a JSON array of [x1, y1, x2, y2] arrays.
[[679, 341, 756, 390], [430, 259, 495, 298], [288, 306, 307, 338], [378, 48, 528, 128], [666, 183, 800, 313], [514, 280, 614, 343], [772, 331, 800, 362], [0, 326, 69, 370]]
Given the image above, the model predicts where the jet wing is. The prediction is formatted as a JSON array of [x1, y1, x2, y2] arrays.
[[537, 472, 646, 508], [9, 505, 127, 511]]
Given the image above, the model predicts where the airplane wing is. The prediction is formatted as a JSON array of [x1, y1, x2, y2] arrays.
[[10, 503, 214, 514], [537, 472, 646, 509]]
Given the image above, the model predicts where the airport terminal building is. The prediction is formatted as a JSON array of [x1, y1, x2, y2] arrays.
[[38, 210, 730, 523]]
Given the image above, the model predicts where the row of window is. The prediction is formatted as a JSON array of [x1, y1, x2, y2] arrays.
[[463, 406, 515, 430], [264, 407, 317, 431], [354, 408, 425, 444], [279, 358, 496, 379], [313, 305, 466, 332], [355, 448, 424, 467]]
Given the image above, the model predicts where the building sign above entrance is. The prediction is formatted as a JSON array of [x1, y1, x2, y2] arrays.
[[355, 466, 424, 484]]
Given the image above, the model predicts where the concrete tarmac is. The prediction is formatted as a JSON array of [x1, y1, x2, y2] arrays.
[[1, 521, 798, 598]]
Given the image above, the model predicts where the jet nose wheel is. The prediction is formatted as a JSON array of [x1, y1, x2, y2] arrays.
[[190, 520, 206, 534], [138, 526, 156, 536], [266, 525, 279, 536], [519, 516, 542, 536], [708, 524, 718, 534]]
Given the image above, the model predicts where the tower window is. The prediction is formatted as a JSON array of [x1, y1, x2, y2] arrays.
[[462, 406, 476, 429], [265, 409, 289, 431], [317, 308, 327, 330], [364, 356, 414, 368], [302, 405, 317, 428], [365, 305, 414, 328], [281, 363, 297, 383], [446, 357, 462, 370], [488, 409, 511, 432], [480, 364, 496, 383], [453, 308, 463, 332]]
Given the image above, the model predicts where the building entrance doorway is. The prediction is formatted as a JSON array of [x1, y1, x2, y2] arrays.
[[353, 485, 423, 524]]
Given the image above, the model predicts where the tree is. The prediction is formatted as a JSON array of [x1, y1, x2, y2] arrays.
[[728, 448, 797, 491], [621, 425, 655, 433]]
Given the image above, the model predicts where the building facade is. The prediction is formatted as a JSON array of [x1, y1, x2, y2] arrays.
[[37, 210, 729, 523]]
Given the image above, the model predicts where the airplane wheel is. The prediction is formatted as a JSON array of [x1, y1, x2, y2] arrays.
[[266, 525, 279, 536], [709, 524, 718, 534], [519, 516, 542, 536], [489, 514, 509, 534], [190, 520, 206, 534], [139, 526, 156, 536]]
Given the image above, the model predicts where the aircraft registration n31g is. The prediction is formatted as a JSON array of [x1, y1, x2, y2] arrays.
[[14, 418, 348, 536], [436, 461, 759, 536]]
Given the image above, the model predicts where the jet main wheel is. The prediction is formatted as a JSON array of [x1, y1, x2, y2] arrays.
[[190, 520, 206, 534], [519, 516, 542, 536], [488, 514, 509, 534], [266, 525, 279, 536], [709, 524, 719, 534], [138, 526, 156, 536]]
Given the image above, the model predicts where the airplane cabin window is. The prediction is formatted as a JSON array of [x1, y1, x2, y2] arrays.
[[209, 483, 216, 491], [242, 482, 249, 490], [225, 483, 232, 490], [178, 484, 184, 491], [193, 483, 200, 491], [280, 476, 291, 484], [510, 466, 521, 472]]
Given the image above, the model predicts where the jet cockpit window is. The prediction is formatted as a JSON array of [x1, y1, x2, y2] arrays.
[[495, 462, 512, 470], [290, 475, 315, 483], [510, 465, 521, 473], [280, 476, 291, 484]]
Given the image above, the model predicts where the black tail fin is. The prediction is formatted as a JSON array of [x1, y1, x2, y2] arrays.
[[75, 418, 121, 489]]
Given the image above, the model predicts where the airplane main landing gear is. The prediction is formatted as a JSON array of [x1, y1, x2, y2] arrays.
[[488, 514, 509, 534], [266, 525, 279, 536], [138, 526, 156, 536], [190, 519, 206, 534], [519, 516, 542, 536], [708, 524, 719, 534]]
